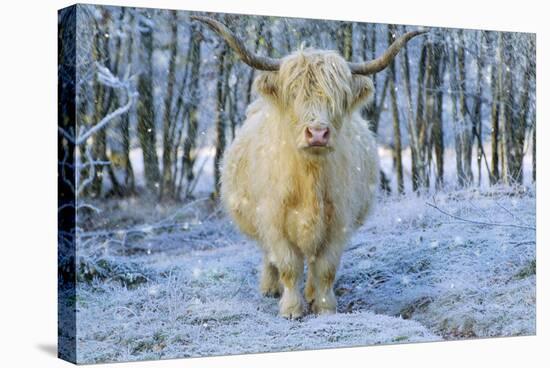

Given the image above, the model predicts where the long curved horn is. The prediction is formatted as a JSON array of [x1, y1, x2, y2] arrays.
[[191, 15, 281, 71], [348, 30, 428, 75]]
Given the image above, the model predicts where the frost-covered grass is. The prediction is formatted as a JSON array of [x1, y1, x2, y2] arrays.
[[74, 186, 535, 364], [338, 186, 536, 339]]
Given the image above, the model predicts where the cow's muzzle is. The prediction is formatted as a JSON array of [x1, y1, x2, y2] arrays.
[[305, 126, 330, 147]]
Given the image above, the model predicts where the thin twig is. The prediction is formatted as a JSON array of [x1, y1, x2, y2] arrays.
[[508, 240, 535, 247], [495, 201, 527, 225], [426, 202, 535, 231]]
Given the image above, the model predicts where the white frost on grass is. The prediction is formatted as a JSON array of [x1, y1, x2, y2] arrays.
[[75, 186, 535, 363]]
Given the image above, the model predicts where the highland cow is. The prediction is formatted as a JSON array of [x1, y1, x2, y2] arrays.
[[193, 16, 425, 318]]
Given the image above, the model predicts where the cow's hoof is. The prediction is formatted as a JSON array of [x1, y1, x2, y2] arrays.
[[313, 305, 336, 315], [261, 288, 281, 298], [260, 281, 282, 298], [312, 294, 337, 315], [279, 293, 304, 319], [280, 308, 304, 320]]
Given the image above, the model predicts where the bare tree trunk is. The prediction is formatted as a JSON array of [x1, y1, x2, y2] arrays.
[[473, 32, 485, 186], [100, 9, 127, 198], [513, 40, 534, 184], [362, 21, 384, 130], [388, 27, 404, 194], [369, 77, 391, 194], [532, 111, 536, 183], [136, 11, 161, 195], [432, 42, 445, 189], [264, 22, 275, 57], [450, 38, 465, 187], [498, 33, 512, 185], [529, 37, 536, 184], [170, 31, 194, 199], [90, 13, 108, 197], [282, 21, 292, 54], [245, 18, 266, 106], [456, 30, 473, 186], [120, 9, 136, 194], [177, 24, 202, 198], [339, 22, 353, 60], [159, 11, 178, 200], [400, 30, 423, 191], [213, 44, 228, 197], [414, 43, 428, 190], [422, 43, 436, 189], [489, 35, 500, 185], [359, 24, 390, 193]]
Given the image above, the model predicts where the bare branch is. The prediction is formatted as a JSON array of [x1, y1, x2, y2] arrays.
[[58, 202, 101, 214], [77, 146, 96, 196], [426, 202, 535, 231], [74, 63, 138, 146], [76, 92, 136, 145]]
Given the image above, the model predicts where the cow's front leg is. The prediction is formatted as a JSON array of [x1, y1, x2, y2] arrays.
[[310, 247, 342, 314], [271, 242, 304, 319], [260, 254, 281, 297]]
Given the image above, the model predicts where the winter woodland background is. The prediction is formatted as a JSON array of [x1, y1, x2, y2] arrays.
[[58, 4, 536, 364]]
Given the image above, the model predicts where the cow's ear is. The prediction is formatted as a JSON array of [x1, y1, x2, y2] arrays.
[[254, 71, 279, 100], [350, 75, 374, 110]]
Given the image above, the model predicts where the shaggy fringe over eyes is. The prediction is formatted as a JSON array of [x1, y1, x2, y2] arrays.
[[278, 50, 354, 117], [253, 49, 375, 120]]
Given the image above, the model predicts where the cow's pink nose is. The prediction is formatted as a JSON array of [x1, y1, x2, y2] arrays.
[[305, 127, 330, 146]]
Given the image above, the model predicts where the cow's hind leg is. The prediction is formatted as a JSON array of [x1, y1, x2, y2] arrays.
[[260, 254, 281, 297], [272, 243, 304, 319]]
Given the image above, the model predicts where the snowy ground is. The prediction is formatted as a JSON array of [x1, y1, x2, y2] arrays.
[[73, 186, 536, 364]]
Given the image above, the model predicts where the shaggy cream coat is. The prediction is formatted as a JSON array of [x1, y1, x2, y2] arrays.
[[220, 49, 379, 318]]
